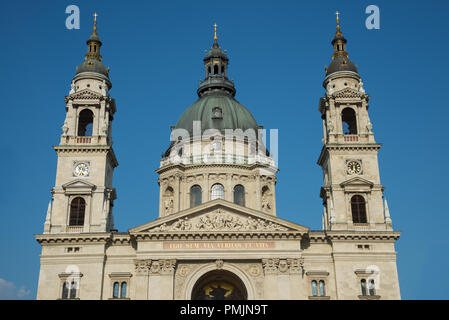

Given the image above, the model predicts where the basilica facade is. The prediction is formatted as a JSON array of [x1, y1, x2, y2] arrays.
[[35, 16, 401, 300]]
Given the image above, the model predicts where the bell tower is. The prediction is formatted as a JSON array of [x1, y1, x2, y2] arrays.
[[44, 14, 118, 234], [318, 13, 393, 232]]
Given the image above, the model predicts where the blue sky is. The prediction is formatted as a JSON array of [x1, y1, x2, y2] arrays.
[[0, 0, 448, 299]]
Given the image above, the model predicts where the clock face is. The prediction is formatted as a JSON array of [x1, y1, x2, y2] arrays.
[[74, 162, 89, 177], [347, 160, 362, 175]]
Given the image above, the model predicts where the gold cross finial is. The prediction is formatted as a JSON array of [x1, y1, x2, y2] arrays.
[[94, 12, 98, 24], [213, 23, 218, 41], [335, 11, 341, 32]]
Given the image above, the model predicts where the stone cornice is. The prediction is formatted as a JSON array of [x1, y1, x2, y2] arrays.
[[308, 230, 401, 242], [53, 145, 118, 168], [325, 231, 401, 242], [156, 162, 278, 175], [132, 231, 304, 241], [317, 143, 382, 166], [35, 233, 112, 245]]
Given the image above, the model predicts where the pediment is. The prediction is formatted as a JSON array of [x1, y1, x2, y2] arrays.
[[67, 89, 102, 101], [333, 87, 364, 99], [62, 179, 96, 190], [130, 199, 308, 234], [340, 177, 374, 188]]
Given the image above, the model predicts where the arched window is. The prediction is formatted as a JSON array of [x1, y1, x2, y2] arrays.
[[342, 108, 357, 134], [190, 185, 202, 208], [120, 282, 127, 298], [361, 279, 367, 296], [233, 185, 245, 206], [69, 281, 77, 299], [211, 184, 224, 200], [69, 197, 86, 226], [78, 109, 94, 136], [368, 279, 375, 296], [207, 66, 211, 75], [213, 64, 219, 75], [311, 280, 317, 297], [319, 280, 325, 297], [351, 195, 367, 223], [61, 281, 69, 299], [113, 282, 119, 298]]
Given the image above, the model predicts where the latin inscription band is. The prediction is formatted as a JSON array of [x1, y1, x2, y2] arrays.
[[163, 241, 275, 250]]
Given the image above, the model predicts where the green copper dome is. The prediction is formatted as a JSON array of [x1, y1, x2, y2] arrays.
[[175, 91, 259, 135]]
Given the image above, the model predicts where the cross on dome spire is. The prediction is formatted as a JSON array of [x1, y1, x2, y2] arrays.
[[85, 12, 103, 61], [213, 23, 218, 41]]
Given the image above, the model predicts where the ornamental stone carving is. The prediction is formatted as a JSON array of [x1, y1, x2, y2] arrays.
[[177, 265, 191, 277], [149, 210, 288, 232], [262, 258, 303, 275], [262, 258, 279, 274], [150, 259, 177, 275], [248, 264, 262, 277], [287, 258, 304, 274], [334, 87, 364, 99], [215, 259, 224, 270], [134, 259, 151, 275], [278, 259, 289, 273]]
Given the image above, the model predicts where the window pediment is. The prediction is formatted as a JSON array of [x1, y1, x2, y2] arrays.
[[62, 179, 96, 195], [340, 177, 373, 192], [67, 88, 103, 102]]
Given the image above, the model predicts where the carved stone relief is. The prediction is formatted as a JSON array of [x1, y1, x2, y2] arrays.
[[149, 209, 288, 232], [134, 259, 176, 276], [262, 258, 303, 275]]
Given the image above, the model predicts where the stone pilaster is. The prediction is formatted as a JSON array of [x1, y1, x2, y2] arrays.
[[148, 259, 177, 299]]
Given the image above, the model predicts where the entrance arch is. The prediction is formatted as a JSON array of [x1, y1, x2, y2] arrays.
[[183, 262, 258, 300], [191, 270, 247, 300]]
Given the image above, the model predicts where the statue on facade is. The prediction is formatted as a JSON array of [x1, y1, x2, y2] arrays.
[[358, 79, 365, 94], [326, 79, 335, 95], [164, 197, 174, 215], [261, 193, 272, 212], [61, 120, 69, 135], [101, 80, 107, 96], [69, 81, 75, 95]]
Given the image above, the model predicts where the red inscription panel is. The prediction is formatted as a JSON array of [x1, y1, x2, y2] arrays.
[[163, 242, 275, 250]]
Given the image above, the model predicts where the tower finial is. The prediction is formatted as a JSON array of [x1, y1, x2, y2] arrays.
[[93, 12, 99, 34], [213, 23, 218, 41], [335, 11, 341, 33]]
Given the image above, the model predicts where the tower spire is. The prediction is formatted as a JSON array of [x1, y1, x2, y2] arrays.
[[213, 23, 218, 41], [85, 12, 102, 61], [331, 11, 348, 60], [198, 24, 235, 97], [335, 11, 340, 34]]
